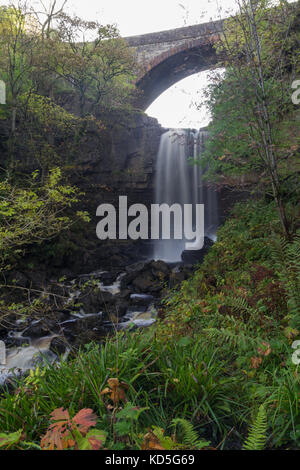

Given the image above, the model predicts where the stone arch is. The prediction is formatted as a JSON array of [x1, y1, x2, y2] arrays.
[[136, 38, 219, 109], [125, 20, 223, 110]]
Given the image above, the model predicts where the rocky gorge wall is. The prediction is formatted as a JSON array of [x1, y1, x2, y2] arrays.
[[73, 109, 164, 193], [64, 109, 165, 274], [0, 106, 246, 279], [0, 107, 165, 279]]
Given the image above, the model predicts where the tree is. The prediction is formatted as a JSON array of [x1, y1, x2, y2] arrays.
[[33, 0, 67, 40], [0, 1, 39, 133], [0, 166, 89, 271], [202, 0, 300, 238], [42, 14, 136, 116]]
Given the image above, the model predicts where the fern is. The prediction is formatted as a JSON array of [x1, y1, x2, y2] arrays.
[[171, 418, 210, 450], [204, 315, 260, 350], [270, 234, 300, 328], [226, 296, 261, 321], [243, 405, 268, 450]]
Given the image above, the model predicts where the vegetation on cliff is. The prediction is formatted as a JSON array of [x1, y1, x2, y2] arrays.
[[202, 0, 300, 237], [0, 0, 299, 451]]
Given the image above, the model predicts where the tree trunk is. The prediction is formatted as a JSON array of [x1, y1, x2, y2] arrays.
[[11, 106, 16, 134]]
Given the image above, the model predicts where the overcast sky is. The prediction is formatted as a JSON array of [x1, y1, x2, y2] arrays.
[[65, 0, 237, 37]]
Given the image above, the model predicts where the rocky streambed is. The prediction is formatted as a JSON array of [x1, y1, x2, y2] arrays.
[[0, 258, 198, 386]]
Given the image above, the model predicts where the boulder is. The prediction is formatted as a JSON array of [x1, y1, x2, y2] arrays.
[[132, 272, 155, 292], [78, 288, 114, 313], [181, 236, 214, 264]]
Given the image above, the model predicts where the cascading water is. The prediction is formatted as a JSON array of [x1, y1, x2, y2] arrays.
[[154, 129, 219, 262], [192, 129, 219, 241]]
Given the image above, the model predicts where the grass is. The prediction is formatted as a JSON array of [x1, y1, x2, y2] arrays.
[[0, 198, 299, 450]]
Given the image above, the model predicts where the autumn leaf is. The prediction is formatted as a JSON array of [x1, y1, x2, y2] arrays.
[[41, 408, 101, 450], [250, 356, 263, 369], [257, 342, 271, 357], [141, 431, 166, 450], [49, 407, 70, 430], [101, 378, 128, 404], [141, 427, 176, 450], [41, 408, 72, 450], [73, 409, 97, 434], [41, 426, 72, 451]]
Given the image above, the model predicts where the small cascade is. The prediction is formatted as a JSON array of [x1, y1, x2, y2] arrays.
[[154, 129, 218, 262]]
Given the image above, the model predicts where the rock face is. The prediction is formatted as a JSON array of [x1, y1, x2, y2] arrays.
[[57, 108, 166, 274], [0, 108, 164, 275], [0, 104, 245, 278], [71, 109, 164, 193]]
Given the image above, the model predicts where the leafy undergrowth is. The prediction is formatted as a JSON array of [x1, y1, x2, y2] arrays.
[[0, 199, 299, 450]]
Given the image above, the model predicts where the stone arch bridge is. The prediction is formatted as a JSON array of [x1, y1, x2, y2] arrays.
[[124, 19, 224, 109]]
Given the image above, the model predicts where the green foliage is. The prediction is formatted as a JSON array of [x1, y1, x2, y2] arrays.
[[156, 198, 299, 448], [0, 429, 23, 449], [270, 234, 300, 329], [37, 13, 136, 116], [15, 93, 102, 173], [200, 0, 300, 236], [0, 1, 137, 137], [0, 167, 89, 270], [243, 405, 268, 450], [171, 418, 210, 450]]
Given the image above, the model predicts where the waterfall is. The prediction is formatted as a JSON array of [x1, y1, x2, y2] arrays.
[[154, 129, 218, 262]]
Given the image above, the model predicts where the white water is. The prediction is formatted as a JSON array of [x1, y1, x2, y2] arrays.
[[0, 335, 57, 386], [118, 304, 157, 329], [154, 129, 218, 262]]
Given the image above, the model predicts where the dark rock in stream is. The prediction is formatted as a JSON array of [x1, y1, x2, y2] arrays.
[[99, 272, 119, 285], [23, 320, 57, 338], [48, 337, 68, 356], [121, 260, 170, 294], [150, 260, 171, 275], [78, 288, 115, 313], [181, 236, 214, 264], [132, 272, 156, 292], [113, 298, 130, 317]]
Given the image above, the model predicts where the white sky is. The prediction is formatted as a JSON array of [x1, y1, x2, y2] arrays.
[[147, 71, 214, 129], [65, 0, 238, 36]]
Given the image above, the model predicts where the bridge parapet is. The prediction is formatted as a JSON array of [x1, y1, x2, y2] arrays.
[[125, 19, 224, 48]]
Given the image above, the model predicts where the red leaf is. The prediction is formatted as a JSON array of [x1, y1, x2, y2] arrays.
[[73, 408, 97, 434], [88, 437, 103, 450]]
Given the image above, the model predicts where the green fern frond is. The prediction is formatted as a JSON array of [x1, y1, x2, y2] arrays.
[[171, 418, 210, 450], [204, 315, 260, 350], [226, 296, 261, 321], [270, 234, 300, 328], [243, 405, 268, 450]]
